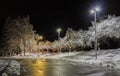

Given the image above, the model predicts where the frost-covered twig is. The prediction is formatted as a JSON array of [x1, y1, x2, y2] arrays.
[[0, 60, 11, 75]]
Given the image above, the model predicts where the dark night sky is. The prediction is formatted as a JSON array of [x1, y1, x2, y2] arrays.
[[0, 0, 120, 41]]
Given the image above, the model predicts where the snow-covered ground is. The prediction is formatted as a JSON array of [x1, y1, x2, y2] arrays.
[[62, 49, 120, 70], [44, 52, 79, 59], [1, 48, 120, 71], [9, 52, 79, 59]]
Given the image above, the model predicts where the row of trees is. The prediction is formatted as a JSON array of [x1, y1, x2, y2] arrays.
[[1, 15, 120, 56], [51, 15, 120, 52]]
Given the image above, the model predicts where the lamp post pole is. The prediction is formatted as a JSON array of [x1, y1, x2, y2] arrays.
[[90, 7, 100, 59], [56, 28, 62, 54], [58, 31, 60, 40], [94, 11, 97, 59]]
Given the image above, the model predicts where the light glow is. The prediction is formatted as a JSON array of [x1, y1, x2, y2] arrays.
[[39, 35, 43, 40], [90, 6, 101, 14], [95, 7, 100, 11], [90, 10, 95, 14], [57, 28, 62, 33]]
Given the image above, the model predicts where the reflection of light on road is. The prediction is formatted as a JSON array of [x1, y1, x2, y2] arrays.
[[25, 58, 47, 76], [52, 61, 66, 76]]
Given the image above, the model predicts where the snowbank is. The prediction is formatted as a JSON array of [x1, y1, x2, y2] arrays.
[[62, 49, 120, 70], [10, 52, 79, 59], [44, 52, 79, 59], [11, 53, 47, 59]]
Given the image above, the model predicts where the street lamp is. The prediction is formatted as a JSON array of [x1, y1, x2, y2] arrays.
[[56, 28, 62, 40], [56, 28, 62, 55], [90, 7, 100, 59]]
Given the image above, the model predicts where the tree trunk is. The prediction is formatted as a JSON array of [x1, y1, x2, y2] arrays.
[[23, 38, 26, 56]]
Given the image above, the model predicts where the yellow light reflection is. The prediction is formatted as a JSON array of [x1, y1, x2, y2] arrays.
[[25, 58, 47, 76]]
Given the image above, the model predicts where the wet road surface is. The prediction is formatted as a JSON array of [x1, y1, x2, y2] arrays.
[[19, 59, 120, 76], [18, 59, 120, 76]]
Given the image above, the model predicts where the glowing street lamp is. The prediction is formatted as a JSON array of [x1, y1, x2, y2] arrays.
[[56, 28, 62, 40], [90, 6, 101, 59]]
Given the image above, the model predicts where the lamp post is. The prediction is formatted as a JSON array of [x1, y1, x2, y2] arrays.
[[90, 7, 100, 59], [56, 28, 62, 40], [56, 28, 62, 55]]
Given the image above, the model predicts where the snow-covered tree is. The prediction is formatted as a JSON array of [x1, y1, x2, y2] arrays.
[[0, 16, 35, 56]]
